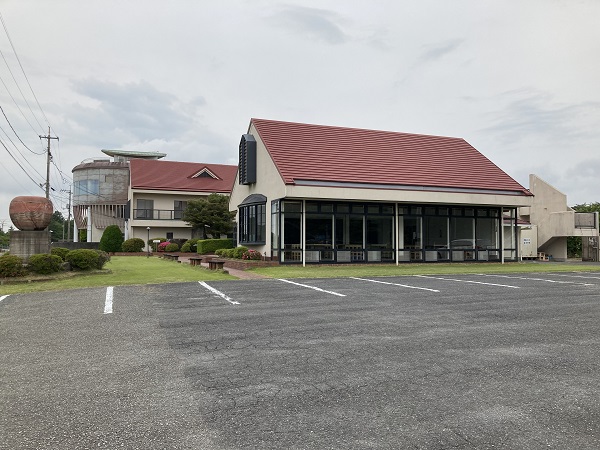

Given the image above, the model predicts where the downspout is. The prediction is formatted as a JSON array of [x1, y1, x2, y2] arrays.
[[395, 202, 399, 266]]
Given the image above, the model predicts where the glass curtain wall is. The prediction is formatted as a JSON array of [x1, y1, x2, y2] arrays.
[[275, 200, 511, 263], [398, 205, 504, 262]]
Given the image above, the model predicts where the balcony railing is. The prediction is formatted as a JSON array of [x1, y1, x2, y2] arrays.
[[575, 212, 597, 229], [133, 209, 185, 220]]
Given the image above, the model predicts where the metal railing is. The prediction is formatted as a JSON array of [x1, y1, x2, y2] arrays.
[[132, 209, 185, 220]]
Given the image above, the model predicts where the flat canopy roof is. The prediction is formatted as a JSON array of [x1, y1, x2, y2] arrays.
[[101, 149, 166, 159]]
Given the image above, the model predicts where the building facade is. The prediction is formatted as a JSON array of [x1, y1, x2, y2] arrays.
[[230, 119, 533, 264], [127, 159, 237, 249]]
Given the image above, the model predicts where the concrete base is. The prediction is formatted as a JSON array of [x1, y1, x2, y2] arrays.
[[9, 230, 51, 261]]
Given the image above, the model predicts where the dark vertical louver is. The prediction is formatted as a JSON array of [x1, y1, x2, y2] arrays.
[[239, 134, 257, 185]]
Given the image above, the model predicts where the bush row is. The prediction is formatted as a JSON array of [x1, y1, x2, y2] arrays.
[[215, 246, 262, 260], [0, 248, 110, 278]]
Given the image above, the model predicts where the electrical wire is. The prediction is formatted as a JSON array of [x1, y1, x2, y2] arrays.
[[0, 12, 47, 131], [0, 136, 45, 189], [0, 105, 44, 154]]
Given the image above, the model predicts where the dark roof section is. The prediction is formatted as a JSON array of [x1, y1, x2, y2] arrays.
[[251, 118, 531, 196], [239, 194, 267, 206], [129, 159, 237, 193]]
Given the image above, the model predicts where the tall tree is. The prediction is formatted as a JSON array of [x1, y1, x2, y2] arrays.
[[182, 194, 235, 238]]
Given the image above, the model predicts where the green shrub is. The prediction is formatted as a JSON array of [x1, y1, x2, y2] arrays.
[[122, 238, 145, 252], [51, 247, 70, 261], [66, 249, 100, 270], [27, 254, 64, 275], [149, 237, 166, 250], [95, 250, 110, 269], [165, 243, 179, 252], [196, 239, 233, 254], [0, 254, 25, 277], [99, 225, 124, 253], [181, 239, 199, 253], [233, 246, 248, 259], [242, 249, 262, 260]]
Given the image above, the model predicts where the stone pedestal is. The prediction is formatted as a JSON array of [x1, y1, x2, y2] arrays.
[[9, 230, 50, 261]]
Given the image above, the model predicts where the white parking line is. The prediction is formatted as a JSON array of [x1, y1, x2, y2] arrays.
[[415, 275, 520, 289], [350, 277, 440, 292], [538, 273, 600, 281], [481, 274, 595, 286], [278, 279, 346, 297], [199, 281, 240, 305], [103, 286, 114, 314], [0, 295, 9, 302]]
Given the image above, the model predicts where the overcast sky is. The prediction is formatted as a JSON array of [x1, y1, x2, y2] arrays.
[[0, 0, 598, 230]]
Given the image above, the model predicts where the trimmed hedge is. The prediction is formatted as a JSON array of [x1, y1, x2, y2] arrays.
[[122, 238, 145, 252], [99, 225, 124, 253], [66, 249, 106, 270], [51, 247, 70, 261], [196, 239, 233, 254], [0, 254, 26, 277], [165, 243, 179, 252], [180, 239, 199, 253], [28, 254, 64, 275]]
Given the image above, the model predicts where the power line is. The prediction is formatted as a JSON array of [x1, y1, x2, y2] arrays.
[[0, 12, 48, 131], [0, 136, 45, 189], [0, 105, 44, 154]]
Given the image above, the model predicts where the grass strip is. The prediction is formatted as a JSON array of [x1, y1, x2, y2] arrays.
[[0, 256, 234, 294]]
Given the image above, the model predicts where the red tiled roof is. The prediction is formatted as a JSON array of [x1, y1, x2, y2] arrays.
[[129, 159, 237, 193], [251, 118, 531, 195]]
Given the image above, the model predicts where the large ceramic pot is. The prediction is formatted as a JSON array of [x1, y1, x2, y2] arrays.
[[9, 196, 54, 231]]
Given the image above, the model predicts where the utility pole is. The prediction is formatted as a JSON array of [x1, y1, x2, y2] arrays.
[[39, 126, 58, 199], [61, 187, 72, 241]]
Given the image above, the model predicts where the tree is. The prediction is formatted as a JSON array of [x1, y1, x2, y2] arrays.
[[48, 211, 74, 242], [567, 203, 600, 257], [99, 224, 124, 253], [182, 194, 235, 238]]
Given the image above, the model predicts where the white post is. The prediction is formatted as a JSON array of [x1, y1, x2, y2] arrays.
[[302, 199, 306, 267]]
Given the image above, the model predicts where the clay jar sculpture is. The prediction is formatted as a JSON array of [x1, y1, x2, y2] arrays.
[[9, 196, 54, 231]]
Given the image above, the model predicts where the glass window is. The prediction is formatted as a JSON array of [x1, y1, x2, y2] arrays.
[[424, 207, 436, 216], [135, 199, 154, 219], [400, 216, 422, 249], [368, 205, 380, 214], [351, 204, 364, 214], [174, 200, 187, 219], [336, 204, 349, 213], [305, 202, 318, 213], [239, 203, 266, 244], [398, 206, 409, 215], [283, 201, 302, 212], [321, 204, 333, 213], [381, 205, 394, 215]]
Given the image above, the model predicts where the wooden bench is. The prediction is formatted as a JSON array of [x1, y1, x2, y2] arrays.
[[188, 256, 203, 267], [163, 253, 179, 262], [208, 259, 225, 270]]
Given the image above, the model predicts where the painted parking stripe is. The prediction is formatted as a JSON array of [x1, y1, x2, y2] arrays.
[[103, 286, 114, 314], [415, 275, 520, 289], [350, 277, 440, 293], [278, 279, 346, 297], [199, 281, 240, 305], [538, 273, 600, 281], [0, 295, 8, 302], [481, 274, 594, 286]]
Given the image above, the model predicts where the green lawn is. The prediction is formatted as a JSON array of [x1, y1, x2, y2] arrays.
[[250, 261, 600, 279], [2, 257, 599, 295], [0, 256, 234, 295]]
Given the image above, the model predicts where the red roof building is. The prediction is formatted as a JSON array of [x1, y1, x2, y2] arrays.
[[127, 159, 237, 244], [230, 118, 533, 264]]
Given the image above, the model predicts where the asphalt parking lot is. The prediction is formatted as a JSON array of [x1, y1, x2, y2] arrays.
[[2, 272, 600, 449]]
